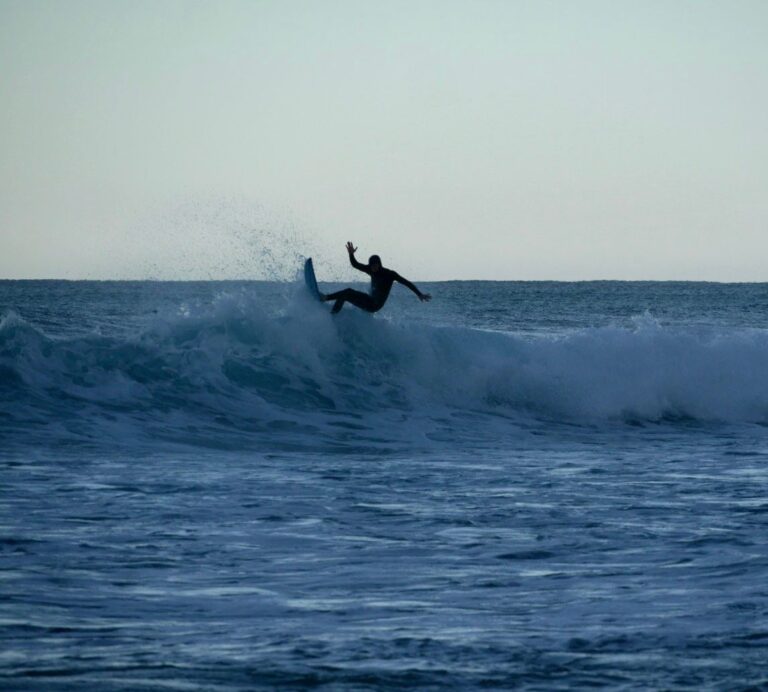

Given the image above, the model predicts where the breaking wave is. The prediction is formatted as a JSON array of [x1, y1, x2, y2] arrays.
[[3, 290, 768, 450]]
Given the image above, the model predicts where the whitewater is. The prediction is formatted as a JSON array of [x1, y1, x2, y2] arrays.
[[2, 279, 767, 690]]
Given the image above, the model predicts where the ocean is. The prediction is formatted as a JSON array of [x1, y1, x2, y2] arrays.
[[1, 279, 767, 690]]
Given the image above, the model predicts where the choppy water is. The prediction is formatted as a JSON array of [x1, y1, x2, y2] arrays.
[[2, 280, 767, 690]]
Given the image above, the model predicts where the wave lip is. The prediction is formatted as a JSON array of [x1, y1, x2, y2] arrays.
[[3, 298, 768, 450]]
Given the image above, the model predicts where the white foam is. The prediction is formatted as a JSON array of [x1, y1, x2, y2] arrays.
[[4, 294, 768, 435]]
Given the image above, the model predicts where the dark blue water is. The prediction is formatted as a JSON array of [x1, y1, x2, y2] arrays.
[[2, 280, 767, 690]]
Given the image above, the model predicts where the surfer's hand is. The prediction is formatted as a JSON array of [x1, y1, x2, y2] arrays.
[[346, 242, 357, 255], [419, 293, 432, 302]]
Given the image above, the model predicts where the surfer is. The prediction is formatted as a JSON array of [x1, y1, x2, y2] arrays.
[[322, 242, 432, 314]]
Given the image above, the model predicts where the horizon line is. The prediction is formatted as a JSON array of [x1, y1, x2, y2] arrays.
[[1, 277, 766, 285]]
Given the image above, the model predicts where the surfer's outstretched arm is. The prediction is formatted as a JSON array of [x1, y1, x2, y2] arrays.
[[346, 242, 371, 275], [395, 273, 431, 302]]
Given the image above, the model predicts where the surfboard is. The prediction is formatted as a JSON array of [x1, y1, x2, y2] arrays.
[[303, 258, 323, 302]]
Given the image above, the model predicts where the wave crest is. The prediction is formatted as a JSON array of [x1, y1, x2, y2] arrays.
[[3, 295, 768, 449]]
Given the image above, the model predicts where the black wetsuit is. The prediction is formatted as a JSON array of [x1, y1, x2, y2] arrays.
[[325, 256, 420, 314]]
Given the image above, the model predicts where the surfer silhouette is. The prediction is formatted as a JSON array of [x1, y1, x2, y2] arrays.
[[322, 242, 432, 314]]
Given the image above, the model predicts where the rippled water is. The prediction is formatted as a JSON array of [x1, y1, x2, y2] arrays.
[[2, 280, 768, 689]]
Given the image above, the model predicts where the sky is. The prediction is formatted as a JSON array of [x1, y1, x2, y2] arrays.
[[1, 0, 766, 281]]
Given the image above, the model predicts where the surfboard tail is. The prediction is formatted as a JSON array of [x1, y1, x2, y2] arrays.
[[304, 258, 323, 302]]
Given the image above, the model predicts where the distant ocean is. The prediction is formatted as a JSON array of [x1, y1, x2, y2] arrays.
[[2, 279, 767, 690]]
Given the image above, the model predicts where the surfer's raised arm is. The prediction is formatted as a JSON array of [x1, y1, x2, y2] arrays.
[[346, 241, 370, 274], [395, 273, 432, 302]]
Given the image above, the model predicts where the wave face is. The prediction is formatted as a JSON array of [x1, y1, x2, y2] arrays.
[[3, 288, 768, 451]]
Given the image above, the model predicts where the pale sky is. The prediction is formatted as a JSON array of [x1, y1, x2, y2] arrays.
[[1, 0, 766, 280]]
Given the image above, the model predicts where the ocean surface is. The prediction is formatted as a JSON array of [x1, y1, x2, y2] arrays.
[[2, 279, 767, 690]]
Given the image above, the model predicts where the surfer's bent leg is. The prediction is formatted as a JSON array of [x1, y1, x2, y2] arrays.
[[324, 288, 377, 314]]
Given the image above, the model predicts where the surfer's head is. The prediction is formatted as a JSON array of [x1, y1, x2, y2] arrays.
[[368, 255, 382, 273]]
